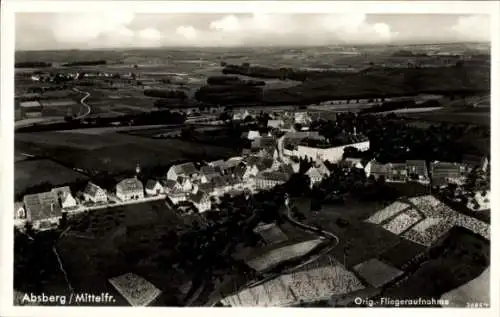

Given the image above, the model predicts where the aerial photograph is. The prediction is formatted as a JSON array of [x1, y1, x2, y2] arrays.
[[11, 10, 491, 308]]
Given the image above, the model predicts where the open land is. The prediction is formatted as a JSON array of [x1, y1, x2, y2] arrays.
[[15, 159, 88, 196], [15, 130, 240, 176]]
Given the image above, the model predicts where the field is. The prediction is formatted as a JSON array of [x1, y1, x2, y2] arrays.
[[15, 130, 240, 176], [379, 227, 490, 302], [15, 159, 88, 197], [291, 197, 421, 270]]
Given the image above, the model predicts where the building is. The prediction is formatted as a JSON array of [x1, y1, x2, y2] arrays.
[[251, 136, 277, 150], [51, 186, 78, 210], [430, 161, 467, 187], [255, 171, 290, 190], [20, 100, 42, 118], [83, 182, 107, 203], [343, 157, 364, 169], [177, 176, 194, 192], [233, 110, 251, 121], [292, 139, 370, 164], [162, 179, 182, 194], [23, 192, 62, 231], [167, 162, 199, 181], [406, 160, 429, 182], [267, 119, 284, 129], [116, 178, 144, 201], [462, 155, 489, 173], [305, 167, 324, 187], [294, 112, 311, 125], [386, 163, 408, 182], [167, 188, 188, 204], [145, 180, 164, 196], [189, 191, 211, 213], [365, 160, 389, 180], [200, 165, 221, 183], [241, 130, 261, 141]]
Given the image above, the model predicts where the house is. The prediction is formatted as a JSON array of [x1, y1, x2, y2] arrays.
[[242, 160, 260, 180], [251, 136, 277, 150], [167, 162, 199, 181], [233, 109, 250, 121], [189, 191, 211, 213], [294, 112, 311, 125], [233, 164, 248, 182], [116, 178, 144, 201], [177, 176, 194, 192], [200, 165, 221, 183], [267, 119, 284, 129], [241, 130, 261, 141], [197, 182, 215, 196], [167, 188, 188, 204], [406, 160, 429, 182], [14, 202, 26, 220], [306, 167, 324, 187], [255, 171, 290, 190], [145, 180, 164, 196], [430, 161, 467, 187], [344, 157, 364, 169], [365, 160, 389, 180], [23, 192, 62, 231], [386, 163, 408, 182], [50, 186, 78, 210], [83, 182, 107, 203], [162, 179, 182, 194], [211, 176, 231, 196], [462, 155, 489, 172]]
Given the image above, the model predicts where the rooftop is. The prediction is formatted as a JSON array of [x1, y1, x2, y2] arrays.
[[108, 273, 162, 306], [117, 178, 144, 192]]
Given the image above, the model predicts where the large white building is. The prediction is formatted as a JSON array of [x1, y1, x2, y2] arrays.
[[116, 178, 144, 201], [291, 140, 370, 164]]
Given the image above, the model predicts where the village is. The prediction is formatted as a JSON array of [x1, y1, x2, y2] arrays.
[[13, 109, 490, 234]]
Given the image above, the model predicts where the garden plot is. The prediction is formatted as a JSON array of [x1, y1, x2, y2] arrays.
[[382, 208, 422, 235], [365, 201, 410, 224], [454, 214, 490, 240], [222, 262, 364, 306], [353, 259, 404, 288]]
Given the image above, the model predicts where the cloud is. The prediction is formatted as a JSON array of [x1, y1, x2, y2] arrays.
[[203, 13, 397, 46], [176, 25, 197, 40], [52, 12, 135, 44], [451, 15, 490, 42]]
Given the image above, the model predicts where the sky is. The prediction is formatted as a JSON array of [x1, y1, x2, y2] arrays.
[[15, 13, 491, 50]]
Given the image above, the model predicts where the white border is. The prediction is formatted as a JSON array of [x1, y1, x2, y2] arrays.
[[1, 1, 499, 317]]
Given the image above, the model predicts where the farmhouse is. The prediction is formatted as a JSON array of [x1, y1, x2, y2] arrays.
[[365, 160, 389, 180], [305, 162, 330, 187], [23, 192, 62, 231], [430, 161, 467, 186], [145, 180, 164, 196], [83, 182, 107, 203], [167, 162, 199, 181], [51, 186, 78, 210], [255, 171, 290, 190], [189, 191, 211, 213], [386, 163, 408, 182], [200, 165, 221, 183], [406, 160, 429, 182], [167, 188, 188, 204], [116, 178, 144, 201]]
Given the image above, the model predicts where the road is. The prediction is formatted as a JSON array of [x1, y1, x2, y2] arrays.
[[284, 199, 339, 245], [73, 88, 91, 119]]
